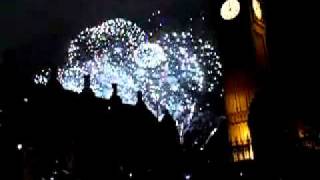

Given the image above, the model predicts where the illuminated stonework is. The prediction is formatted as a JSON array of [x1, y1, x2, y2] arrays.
[[225, 72, 254, 162]]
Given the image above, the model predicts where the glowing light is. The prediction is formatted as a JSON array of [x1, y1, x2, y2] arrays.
[[185, 174, 191, 180], [62, 170, 70, 175], [211, 128, 218, 136], [23, 98, 29, 103], [252, 0, 262, 20], [220, 0, 241, 20], [34, 18, 223, 139], [17, 144, 23, 150]]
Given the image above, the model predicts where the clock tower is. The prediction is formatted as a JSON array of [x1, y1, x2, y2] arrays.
[[215, 0, 269, 162]]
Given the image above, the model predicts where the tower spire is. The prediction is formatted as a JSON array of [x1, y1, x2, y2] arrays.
[[110, 83, 122, 105], [81, 75, 94, 96]]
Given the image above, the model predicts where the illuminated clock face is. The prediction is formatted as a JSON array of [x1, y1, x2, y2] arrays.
[[252, 0, 262, 20], [220, 0, 241, 20]]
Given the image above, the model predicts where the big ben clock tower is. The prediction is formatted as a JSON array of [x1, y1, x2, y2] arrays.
[[215, 0, 268, 162]]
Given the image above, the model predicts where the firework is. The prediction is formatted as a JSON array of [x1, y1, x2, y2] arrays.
[[34, 17, 223, 138]]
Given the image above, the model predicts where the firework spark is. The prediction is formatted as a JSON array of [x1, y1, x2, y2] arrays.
[[34, 17, 223, 138]]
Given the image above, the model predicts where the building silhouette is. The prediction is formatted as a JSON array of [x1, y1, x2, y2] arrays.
[[0, 68, 183, 180]]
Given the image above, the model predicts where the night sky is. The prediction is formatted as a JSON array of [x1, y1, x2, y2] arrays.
[[0, 0, 207, 64], [0, 0, 318, 119], [1, 0, 318, 68]]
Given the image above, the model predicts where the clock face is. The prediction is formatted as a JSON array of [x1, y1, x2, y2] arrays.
[[220, 0, 241, 20], [252, 0, 262, 20]]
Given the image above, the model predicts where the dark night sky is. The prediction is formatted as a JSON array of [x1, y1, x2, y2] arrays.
[[0, 0, 318, 118], [0, 0, 318, 67], [0, 0, 206, 64]]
